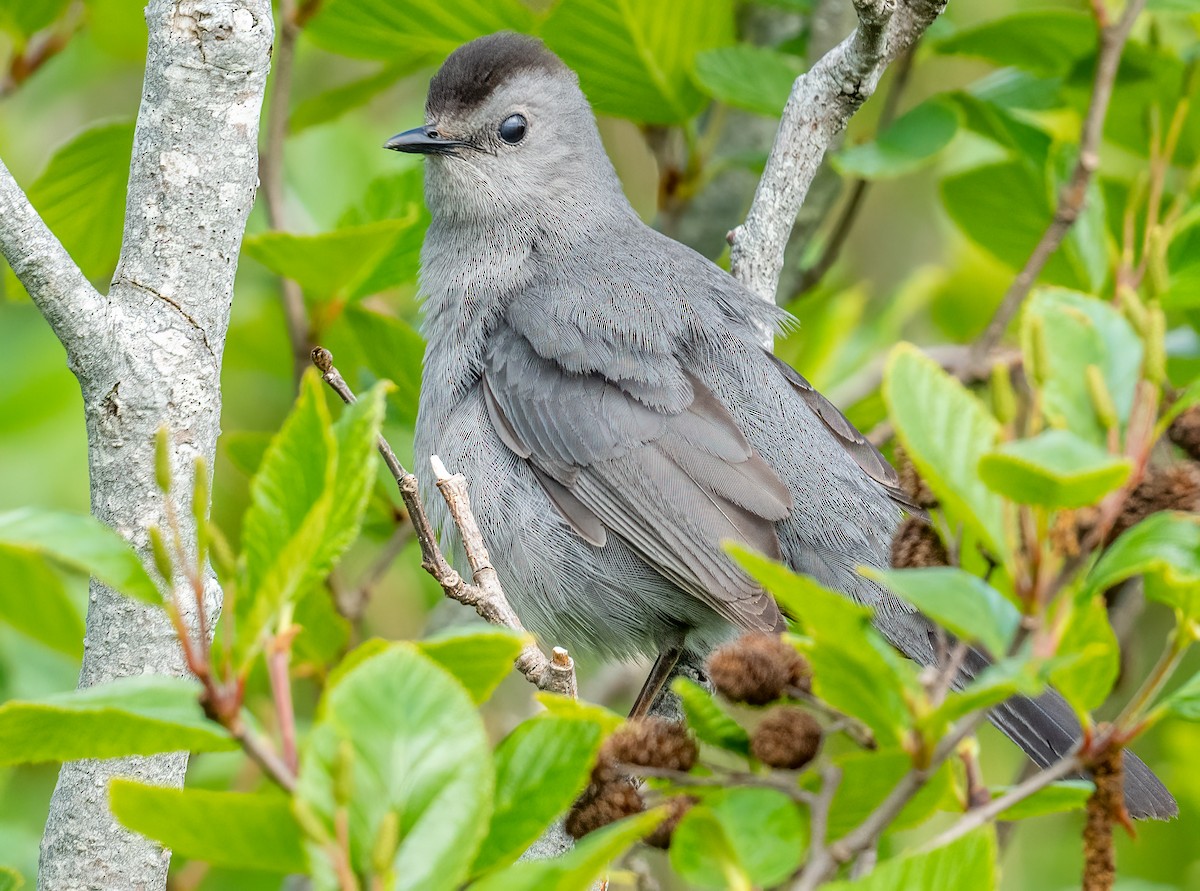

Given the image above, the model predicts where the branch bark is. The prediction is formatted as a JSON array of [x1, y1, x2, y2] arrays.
[[0, 3, 274, 888], [730, 0, 946, 303]]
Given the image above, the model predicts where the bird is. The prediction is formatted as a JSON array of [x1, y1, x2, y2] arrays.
[[385, 31, 1176, 820]]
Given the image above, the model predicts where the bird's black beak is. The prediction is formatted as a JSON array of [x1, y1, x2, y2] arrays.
[[383, 126, 467, 155]]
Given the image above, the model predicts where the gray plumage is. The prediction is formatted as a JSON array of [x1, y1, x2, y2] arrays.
[[392, 32, 1175, 820]]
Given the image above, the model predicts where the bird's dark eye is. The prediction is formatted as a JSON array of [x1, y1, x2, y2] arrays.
[[498, 113, 527, 144]]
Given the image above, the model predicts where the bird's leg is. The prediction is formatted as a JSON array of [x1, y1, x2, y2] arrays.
[[628, 635, 685, 720]]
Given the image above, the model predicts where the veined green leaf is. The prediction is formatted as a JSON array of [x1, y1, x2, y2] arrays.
[[825, 825, 997, 889], [418, 626, 527, 705], [1086, 512, 1200, 618], [673, 677, 751, 755], [833, 100, 959, 180], [1050, 595, 1119, 715], [345, 306, 425, 428], [0, 547, 84, 656], [934, 10, 1095, 76], [691, 45, 801, 116], [110, 782, 306, 872], [991, 779, 1093, 821], [979, 430, 1131, 509]]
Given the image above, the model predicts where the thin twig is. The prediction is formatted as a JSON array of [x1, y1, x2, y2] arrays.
[[970, 0, 1148, 367], [311, 348, 576, 697], [260, 0, 312, 381], [787, 686, 876, 749], [622, 762, 817, 807], [792, 766, 843, 891]]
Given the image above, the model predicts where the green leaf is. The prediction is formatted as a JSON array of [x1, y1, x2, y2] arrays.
[[1086, 512, 1200, 618], [242, 217, 423, 300], [979, 430, 1131, 509], [290, 64, 410, 133], [1021, 289, 1143, 443], [825, 825, 997, 890], [1159, 670, 1200, 721], [934, 10, 1095, 76], [472, 714, 604, 874], [941, 162, 1099, 291], [865, 567, 1019, 657], [297, 644, 492, 890], [833, 100, 959, 180], [929, 658, 1042, 729], [418, 626, 526, 705], [237, 373, 387, 660], [672, 677, 751, 756], [471, 812, 659, 891], [824, 750, 955, 838], [0, 867, 23, 891], [670, 788, 806, 890], [291, 583, 351, 670], [345, 306, 425, 427], [948, 92, 1052, 163], [691, 45, 801, 116], [542, 0, 734, 124], [991, 779, 1093, 821], [731, 547, 914, 746], [0, 676, 235, 765], [306, 0, 534, 60], [1050, 595, 1119, 715], [883, 344, 1007, 556], [24, 122, 134, 286], [110, 782, 306, 872], [0, 508, 161, 604], [535, 693, 626, 734], [0, 547, 84, 657]]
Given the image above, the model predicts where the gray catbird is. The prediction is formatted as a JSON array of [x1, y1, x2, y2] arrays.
[[387, 32, 1175, 820]]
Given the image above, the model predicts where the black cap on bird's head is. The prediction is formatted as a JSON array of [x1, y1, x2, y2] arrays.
[[384, 32, 569, 156]]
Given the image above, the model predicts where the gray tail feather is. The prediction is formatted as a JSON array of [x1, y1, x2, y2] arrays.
[[962, 648, 1177, 820]]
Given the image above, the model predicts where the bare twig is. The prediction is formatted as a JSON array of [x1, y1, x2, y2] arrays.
[[260, 0, 312, 381], [970, 0, 1148, 367], [730, 0, 946, 303], [311, 348, 576, 697], [793, 767, 843, 891]]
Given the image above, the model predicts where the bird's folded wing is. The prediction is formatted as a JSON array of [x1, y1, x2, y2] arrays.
[[484, 327, 790, 632]]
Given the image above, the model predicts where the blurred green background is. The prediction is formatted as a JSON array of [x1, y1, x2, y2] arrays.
[[2, 0, 1199, 887]]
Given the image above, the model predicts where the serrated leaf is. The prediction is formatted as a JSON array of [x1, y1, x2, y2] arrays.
[[542, 0, 734, 123], [883, 344, 1007, 556], [0, 547, 84, 657], [535, 693, 626, 733], [670, 788, 806, 890], [865, 567, 1019, 658], [297, 645, 493, 890], [1050, 595, 1119, 715], [823, 750, 955, 838], [418, 626, 526, 705], [691, 45, 800, 116], [948, 92, 1052, 163], [23, 122, 133, 288], [979, 430, 1131, 509], [472, 714, 603, 875], [0, 508, 161, 604], [731, 547, 914, 746], [991, 779, 1093, 820], [825, 825, 996, 890], [306, 0, 533, 60], [833, 100, 959, 180], [242, 217, 422, 300], [1086, 512, 1200, 618], [345, 306, 425, 427], [672, 677, 751, 755], [934, 10, 1095, 76], [0, 676, 235, 765], [471, 812, 659, 891], [1021, 289, 1143, 443], [110, 782, 306, 872]]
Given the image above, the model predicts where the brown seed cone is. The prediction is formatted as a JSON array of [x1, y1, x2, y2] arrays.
[[1082, 744, 1124, 891], [645, 795, 698, 849], [565, 780, 644, 840], [750, 707, 823, 769], [708, 633, 812, 705], [1168, 405, 1200, 462], [601, 717, 698, 773], [890, 516, 949, 568], [896, 447, 938, 509], [1108, 462, 1200, 542]]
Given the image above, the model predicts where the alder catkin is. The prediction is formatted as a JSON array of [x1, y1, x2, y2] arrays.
[[709, 633, 812, 704]]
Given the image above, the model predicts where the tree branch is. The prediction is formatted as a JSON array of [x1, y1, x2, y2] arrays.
[[969, 0, 1147, 366], [729, 0, 946, 303], [0, 157, 104, 350], [312, 348, 577, 698]]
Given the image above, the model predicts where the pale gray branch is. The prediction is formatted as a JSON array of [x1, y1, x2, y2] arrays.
[[0, 157, 104, 349], [36, 2, 273, 889], [730, 0, 946, 303]]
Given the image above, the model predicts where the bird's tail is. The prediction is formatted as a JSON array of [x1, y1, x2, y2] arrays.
[[960, 647, 1177, 820]]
